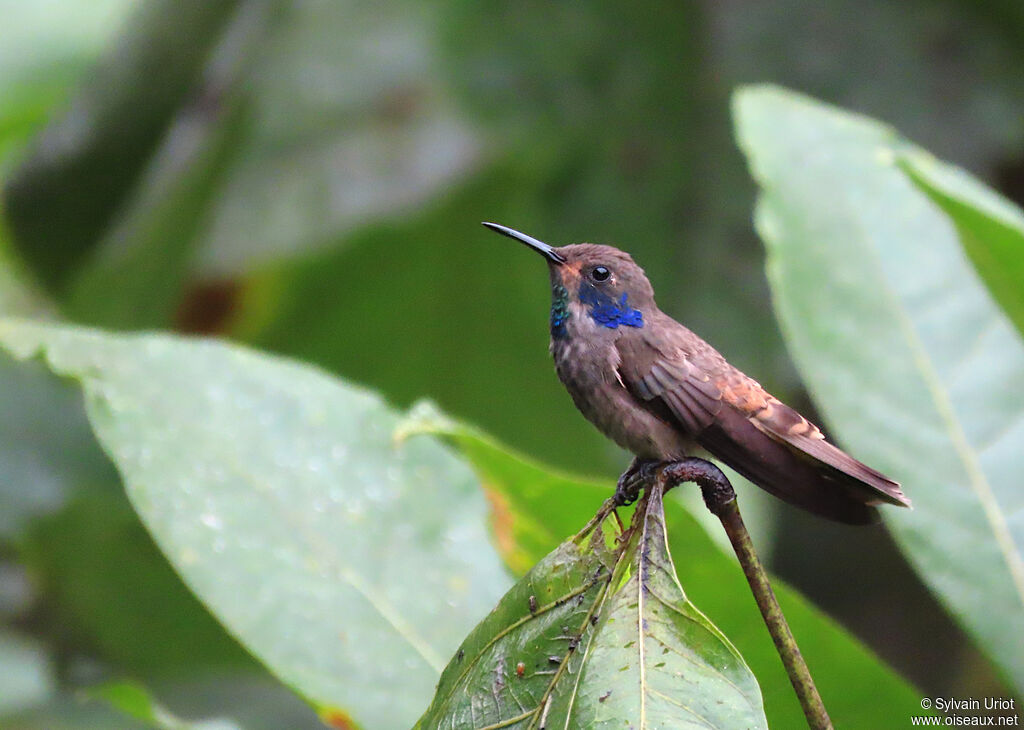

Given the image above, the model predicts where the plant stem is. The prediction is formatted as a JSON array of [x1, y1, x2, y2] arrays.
[[656, 457, 832, 730]]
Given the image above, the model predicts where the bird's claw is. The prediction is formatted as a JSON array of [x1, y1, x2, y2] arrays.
[[613, 459, 661, 506]]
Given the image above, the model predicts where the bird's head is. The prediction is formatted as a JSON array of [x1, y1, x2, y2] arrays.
[[483, 222, 655, 337]]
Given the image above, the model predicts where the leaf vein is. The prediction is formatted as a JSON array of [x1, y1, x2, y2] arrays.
[[860, 237, 1024, 608]]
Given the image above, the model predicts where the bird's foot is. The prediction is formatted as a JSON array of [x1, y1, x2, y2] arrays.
[[614, 458, 662, 506]]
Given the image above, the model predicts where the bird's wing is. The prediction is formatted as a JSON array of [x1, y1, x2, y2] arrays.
[[711, 366, 909, 507], [616, 320, 910, 520], [614, 327, 724, 436]]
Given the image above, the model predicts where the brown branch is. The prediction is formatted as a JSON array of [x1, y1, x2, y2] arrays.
[[652, 457, 833, 730]]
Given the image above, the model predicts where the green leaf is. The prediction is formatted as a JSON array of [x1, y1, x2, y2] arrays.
[[91, 681, 240, 730], [398, 402, 925, 728], [734, 84, 1024, 691], [899, 150, 1024, 341], [417, 485, 766, 729], [0, 319, 511, 729], [415, 530, 615, 728]]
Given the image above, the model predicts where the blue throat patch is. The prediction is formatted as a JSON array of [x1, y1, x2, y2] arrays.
[[578, 283, 644, 330]]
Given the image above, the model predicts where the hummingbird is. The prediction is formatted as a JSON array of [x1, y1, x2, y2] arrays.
[[484, 222, 911, 524]]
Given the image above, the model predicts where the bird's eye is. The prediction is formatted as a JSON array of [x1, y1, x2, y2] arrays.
[[591, 266, 610, 282]]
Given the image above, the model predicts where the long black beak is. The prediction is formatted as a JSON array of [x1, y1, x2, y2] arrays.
[[482, 222, 566, 264]]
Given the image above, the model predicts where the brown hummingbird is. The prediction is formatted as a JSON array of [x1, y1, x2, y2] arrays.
[[484, 222, 911, 524]]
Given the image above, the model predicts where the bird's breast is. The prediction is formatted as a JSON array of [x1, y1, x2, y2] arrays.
[[550, 333, 691, 460]]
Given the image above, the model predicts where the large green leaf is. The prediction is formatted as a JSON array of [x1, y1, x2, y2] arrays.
[[899, 150, 1024, 341], [398, 404, 925, 728], [0, 319, 511, 729], [417, 484, 766, 729], [0, 313, 262, 689], [734, 84, 1024, 690]]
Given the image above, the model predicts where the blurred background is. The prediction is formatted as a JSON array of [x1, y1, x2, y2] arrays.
[[1, 0, 1022, 726]]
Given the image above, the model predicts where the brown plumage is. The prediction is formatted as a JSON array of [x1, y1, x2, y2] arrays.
[[485, 223, 911, 524]]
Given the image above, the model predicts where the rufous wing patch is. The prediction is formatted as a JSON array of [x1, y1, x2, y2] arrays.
[[721, 377, 910, 507]]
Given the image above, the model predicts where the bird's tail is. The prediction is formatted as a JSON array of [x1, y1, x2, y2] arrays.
[[697, 406, 903, 525]]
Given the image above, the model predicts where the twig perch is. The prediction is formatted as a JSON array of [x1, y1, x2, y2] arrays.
[[644, 457, 833, 730]]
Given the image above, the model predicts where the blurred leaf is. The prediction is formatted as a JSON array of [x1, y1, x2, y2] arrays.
[[146, 675, 324, 730], [899, 151, 1024, 341], [191, 0, 481, 277], [398, 402, 924, 728], [0, 319, 511, 729], [0, 630, 54, 716], [0, 561, 33, 619], [63, 1, 277, 330], [709, 0, 1024, 168], [5, 0, 482, 318], [0, 356, 109, 540], [734, 84, 1024, 691], [91, 681, 240, 730], [417, 485, 766, 729], [0, 1, 137, 104], [21, 489, 255, 676], [2, 0, 244, 290], [0, 96, 58, 321], [0, 250, 52, 320], [62, 100, 247, 330], [0, 0, 137, 173]]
